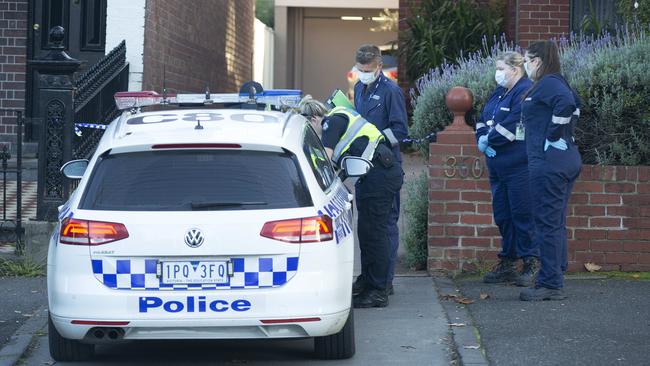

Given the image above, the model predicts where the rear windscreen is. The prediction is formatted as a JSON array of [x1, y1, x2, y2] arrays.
[[80, 150, 312, 211]]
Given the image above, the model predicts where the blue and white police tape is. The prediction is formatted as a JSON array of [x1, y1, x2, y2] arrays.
[[74, 122, 108, 137], [401, 132, 437, 145]]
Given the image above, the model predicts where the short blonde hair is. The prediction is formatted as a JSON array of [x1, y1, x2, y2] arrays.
[[297, 95, 329, 118], [496, 51, 525, 74]]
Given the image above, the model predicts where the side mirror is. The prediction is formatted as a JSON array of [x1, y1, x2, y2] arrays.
[[340, 156, 372, 177], [60, 159, 89, 179]]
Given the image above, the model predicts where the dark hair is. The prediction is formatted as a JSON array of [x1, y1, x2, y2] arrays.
[[526, 40, 561, 79], [355, 44, 382, 65]]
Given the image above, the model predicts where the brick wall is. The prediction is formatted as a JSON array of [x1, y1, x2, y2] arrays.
[[142, 0, 254, 93], [428, 125, 650, 273], [517, 0, 570, 47], [0, 0, 27, 136]]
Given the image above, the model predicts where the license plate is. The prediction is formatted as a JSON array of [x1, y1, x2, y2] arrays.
[[161, 261, 230, 284]]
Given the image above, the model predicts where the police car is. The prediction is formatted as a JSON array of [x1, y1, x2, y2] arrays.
[[47, 87, 370, 361]]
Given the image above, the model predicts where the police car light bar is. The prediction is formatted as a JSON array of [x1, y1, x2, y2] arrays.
[[114, 90, 303, 110]]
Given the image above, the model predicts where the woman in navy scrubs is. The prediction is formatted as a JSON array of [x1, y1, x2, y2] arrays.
[[519, 41, 582, 301], [476, 52, 537, 287]]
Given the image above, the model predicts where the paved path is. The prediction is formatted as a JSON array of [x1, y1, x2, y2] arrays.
[[457, 277, 650, 366], [18, 277, 452, 365], [0, 277, 46, 347]]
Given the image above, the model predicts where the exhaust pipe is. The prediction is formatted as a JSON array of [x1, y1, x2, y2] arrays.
[[88, 327, 124, 342], [107, 329, 120, 340], [93, 328, 105, 339]]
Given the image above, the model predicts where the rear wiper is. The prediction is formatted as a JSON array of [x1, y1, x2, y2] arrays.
[[190, 201, 267, 210]]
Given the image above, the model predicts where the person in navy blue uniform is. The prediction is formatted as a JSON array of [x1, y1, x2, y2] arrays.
[[298, 96, 403, 308], [353, 44, 408, 296], [475, 51, 538, 287], [519, 41, 582, 301]]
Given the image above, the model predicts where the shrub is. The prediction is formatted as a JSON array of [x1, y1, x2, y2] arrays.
[[402, 171, 429, 270], [402, 0, 505, 82], [410, 26, 650, 166], [562, 27, 650, 165], [617, 0, 650, 26], [409, 35, 517, 151], [0, 258, 44, 277]]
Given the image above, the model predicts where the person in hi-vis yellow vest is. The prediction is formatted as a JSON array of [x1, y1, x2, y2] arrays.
[[298, 96, 403, 308]]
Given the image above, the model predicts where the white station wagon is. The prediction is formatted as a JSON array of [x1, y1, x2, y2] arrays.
[[47, 89, 370, 361]]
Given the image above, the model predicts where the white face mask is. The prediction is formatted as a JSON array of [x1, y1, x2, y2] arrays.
[[524, 60, 536, 79], [494, 70, 508, 87], [357, 69, 378, 85]]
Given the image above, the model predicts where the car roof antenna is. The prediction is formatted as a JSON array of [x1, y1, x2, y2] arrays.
[[162, 63, 168, 105], [204, 83, 213, 104]]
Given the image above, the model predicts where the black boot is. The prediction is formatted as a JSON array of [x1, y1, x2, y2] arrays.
[[353, 289, 388, 308], [483, 258, 517, 283], [520, 286, 567, 301], [352, 276, 366, 296], [516, 257, 539, 287]]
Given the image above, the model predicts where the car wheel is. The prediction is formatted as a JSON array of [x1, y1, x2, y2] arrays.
[[48, 315, 95, 361], [314, 307, 355, 359]]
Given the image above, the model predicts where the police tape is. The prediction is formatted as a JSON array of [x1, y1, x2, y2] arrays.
[[401, 132, 437, 145], [74, 122, 108, 136]]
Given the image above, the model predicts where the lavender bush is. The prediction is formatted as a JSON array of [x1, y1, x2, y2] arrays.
[[410, 25, 650, 165]]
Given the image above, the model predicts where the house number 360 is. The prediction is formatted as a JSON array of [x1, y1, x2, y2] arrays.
[[444, 156, 485, 179]]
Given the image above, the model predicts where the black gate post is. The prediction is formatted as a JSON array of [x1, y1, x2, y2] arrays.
[[29, 26, 82, 221]]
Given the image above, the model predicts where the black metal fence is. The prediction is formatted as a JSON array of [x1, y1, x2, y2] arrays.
[[0, 110, 24, 252], [73, 40, 129, 159], [32, 26, 128, 221]]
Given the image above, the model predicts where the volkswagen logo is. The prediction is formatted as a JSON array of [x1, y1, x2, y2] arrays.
[[184, 228, 204, 248]]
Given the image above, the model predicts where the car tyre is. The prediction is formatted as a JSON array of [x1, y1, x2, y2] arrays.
[[48, 315, 95, 361], [314, 307, 355, 359]]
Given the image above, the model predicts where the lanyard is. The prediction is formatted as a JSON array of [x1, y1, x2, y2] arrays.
[[490, 88, 510, 121]]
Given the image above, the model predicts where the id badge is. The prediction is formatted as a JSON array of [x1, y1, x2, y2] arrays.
[[515, 123, 525, 141]]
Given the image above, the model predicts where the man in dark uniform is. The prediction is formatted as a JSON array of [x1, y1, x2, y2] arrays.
[[298, 96, 403, 308], [353, 44, 408, 295]]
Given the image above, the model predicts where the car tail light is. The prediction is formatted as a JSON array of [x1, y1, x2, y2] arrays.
[[71, 320, 130, 326], [260, 317, 321, 324], [60, 218, 129, 245], [260, 215, 333, 243]]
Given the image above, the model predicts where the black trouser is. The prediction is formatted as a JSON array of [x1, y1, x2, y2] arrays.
[[356, 159, 403, 291]]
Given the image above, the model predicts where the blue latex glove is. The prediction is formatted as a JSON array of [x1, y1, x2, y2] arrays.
[[544, 138, 568, 151], [478, 135, 489, 152], [485, 146, 497, 157]]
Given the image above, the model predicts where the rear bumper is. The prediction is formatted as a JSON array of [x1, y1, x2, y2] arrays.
[[51, 309, 349, 341], [48, 241, 353, 340]]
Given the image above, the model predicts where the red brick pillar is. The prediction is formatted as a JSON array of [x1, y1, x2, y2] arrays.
[[428, 87, 495, 272]]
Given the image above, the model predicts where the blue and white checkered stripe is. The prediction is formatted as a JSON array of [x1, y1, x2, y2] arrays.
[[74, 122, 108, 136], [91, 256, 299, 290]]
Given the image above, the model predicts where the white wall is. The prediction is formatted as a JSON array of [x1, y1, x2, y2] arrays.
[[275, 0, 398, 9], [105, 0, 146, 91], [254, 18, 275, 89]]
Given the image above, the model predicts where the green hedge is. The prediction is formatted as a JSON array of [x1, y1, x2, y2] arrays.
[[402, 0, 504, 82], [410, 26, 650, 166], [402, 171, 429, 270]]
